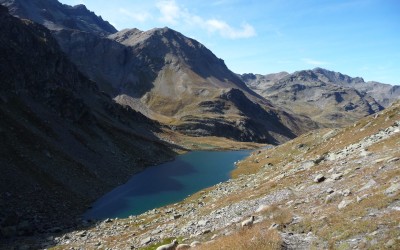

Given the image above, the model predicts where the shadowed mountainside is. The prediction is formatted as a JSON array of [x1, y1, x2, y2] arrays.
[[0, 5, 176, 239]]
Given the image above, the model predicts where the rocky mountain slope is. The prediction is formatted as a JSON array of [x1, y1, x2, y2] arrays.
[[352, 80, 400, 108], [0, 5, 177, 240], [0, 0, 116, 35], [1, 0, 320, 144], [107, 27, 318, 144], [55, 26, 308, 144], [310, 68, 400, 108], [240, 68, 391, 127], [24, 98, 400, 249]]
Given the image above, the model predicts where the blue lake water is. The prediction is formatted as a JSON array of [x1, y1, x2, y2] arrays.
[[83, 150, 252, 220]]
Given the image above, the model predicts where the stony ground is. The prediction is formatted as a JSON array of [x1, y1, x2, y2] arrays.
[[3, 102, 400, 250]]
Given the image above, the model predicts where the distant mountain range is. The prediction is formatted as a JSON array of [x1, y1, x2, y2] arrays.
[[240, 68, 399, 127]]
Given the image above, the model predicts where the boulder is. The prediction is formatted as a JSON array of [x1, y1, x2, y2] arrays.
[[314, 174, 325, 183]]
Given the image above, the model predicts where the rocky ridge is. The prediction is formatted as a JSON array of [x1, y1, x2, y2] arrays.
[[24, 101, 400, 249], [240, 68, 391, 127], [0, 0, 117, 35]]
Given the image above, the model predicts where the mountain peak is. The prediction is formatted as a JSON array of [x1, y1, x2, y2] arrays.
[[71, 4, 87, 10], [149, 27, 185, 38], [0, 0, 117, 35], [311, 67, 365, 84]]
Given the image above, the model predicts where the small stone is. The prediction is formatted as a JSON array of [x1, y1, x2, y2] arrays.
[[314, 174, 325, 183], [190, 241, 201, 247], [197, 220, 209, 226], [269, 223, 280, 230], [385, 239, 396, 248], [141, 237, 152, 245], [79, 231, 87, 237], [358, 179, 377, 192], [338, 199, 353, 209], [326, 188, 335, 194], [172, 214, 182, 220], [300, 161, 315, 170], [387, 157, 399, 163], [384, 183, 400, 196], [201, 229, 211, 235], [342, 189, 351, 196], [331, 173, 343, 181], [325, 192, 340, 204]]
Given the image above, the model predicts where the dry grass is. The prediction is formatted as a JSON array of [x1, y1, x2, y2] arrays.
[[197, 223, 282, 250], [367, 133, 400, 152], [256, 205, 293, 226], [159, 129, 265, 151]]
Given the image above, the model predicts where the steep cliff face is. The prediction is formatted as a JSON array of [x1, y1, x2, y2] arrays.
[[240, 68, 387, 127], [0, 6, 175, 237]]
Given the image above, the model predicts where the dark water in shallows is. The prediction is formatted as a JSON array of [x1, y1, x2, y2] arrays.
[[83, 150, 252, 220]]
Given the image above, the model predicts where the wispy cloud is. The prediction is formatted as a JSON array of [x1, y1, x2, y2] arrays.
[[156, 0, 181, 24], [155, 0, 256, 39], [206, 19, 256, 39], [302, 58, 330, 66], [119, 8, 153, 23]]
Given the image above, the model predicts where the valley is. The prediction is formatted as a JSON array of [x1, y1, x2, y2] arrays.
[[0, 0, 399, 249]]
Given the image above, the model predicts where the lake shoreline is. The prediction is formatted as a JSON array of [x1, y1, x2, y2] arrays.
[[83, 149, 257, 220]]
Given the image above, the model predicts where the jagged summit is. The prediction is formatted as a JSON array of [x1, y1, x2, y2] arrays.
[[311, 67, 365, 84], [0, 0, 117, 35]]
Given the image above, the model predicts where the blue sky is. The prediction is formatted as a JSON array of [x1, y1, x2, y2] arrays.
[[60, 0, 399, 84]]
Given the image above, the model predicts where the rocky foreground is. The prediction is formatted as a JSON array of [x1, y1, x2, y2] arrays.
[[6, 103, 398, 250]]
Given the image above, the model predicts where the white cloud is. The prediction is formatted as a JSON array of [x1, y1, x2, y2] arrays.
[[156, 0, 181, 24], [119, 8, 152, 23], [155, 0, 256, 39], [302, 58, 330, 66], [206, 19, 256, 39]]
